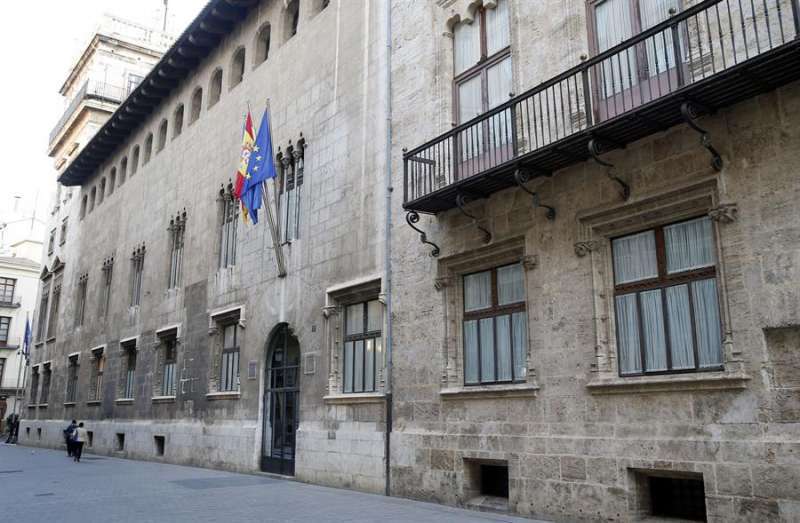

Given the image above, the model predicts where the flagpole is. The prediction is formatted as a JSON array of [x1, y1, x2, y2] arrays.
[[261, 99, 287, 278]]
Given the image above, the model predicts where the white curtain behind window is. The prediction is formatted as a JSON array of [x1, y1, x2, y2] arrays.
[[454, 20, 480, 75], [640, 289, 668, 371], [596, 0, 637, 95], [486, 0, 510, 56], [497, 263, 523, 305], [480, 317, 495, 382], [458, 76, 484, 161], [464, 320, 479, 384], [464, 270, 492, 311], [693, 278, 723, 368], [613, 230, 658, 284], [666, 284, 696, 369], [664, 217, 715, 274], [512, 312, 527, 379], [344, 341, 354, 392], [496, 315, 512, 381], [640, 0, 681, 76], [487, 56, 513, 150], [616, 294, 643, 374]]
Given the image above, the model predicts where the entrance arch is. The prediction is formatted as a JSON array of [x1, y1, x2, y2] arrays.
[[260, 323, 300, 475]]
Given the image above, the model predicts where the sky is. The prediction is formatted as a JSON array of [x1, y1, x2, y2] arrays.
[[0, 0, 207, 235]]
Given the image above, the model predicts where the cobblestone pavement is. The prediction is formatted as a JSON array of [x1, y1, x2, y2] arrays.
[[1, 444, 545, 523]]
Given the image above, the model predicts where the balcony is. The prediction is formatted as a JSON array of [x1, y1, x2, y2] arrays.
[[403, 0, 800, 215], [49, 80, 128, 148]]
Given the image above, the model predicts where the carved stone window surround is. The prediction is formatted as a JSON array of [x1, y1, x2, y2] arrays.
[[322, 276, 384, 398], [207, 306, 244, 393], [575, 177, 747, 392], [435, 236, 539, 392]]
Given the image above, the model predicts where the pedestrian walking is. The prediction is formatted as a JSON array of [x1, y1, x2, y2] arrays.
[[72, 422, 88, 462], [5, 413, 18, 444], [63, 419, 77, 456]]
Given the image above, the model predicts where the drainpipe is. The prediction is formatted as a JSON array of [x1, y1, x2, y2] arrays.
[[383, 0, 394, 499]]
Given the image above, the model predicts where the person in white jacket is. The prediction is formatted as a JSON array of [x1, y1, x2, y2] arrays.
[[72, 422, 88, 462]]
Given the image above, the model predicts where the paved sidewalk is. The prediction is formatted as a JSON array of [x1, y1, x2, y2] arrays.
[[1, 444, 544, 523]]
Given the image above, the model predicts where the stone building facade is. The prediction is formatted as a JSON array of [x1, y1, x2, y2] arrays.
[[22, 0, 800, 521]]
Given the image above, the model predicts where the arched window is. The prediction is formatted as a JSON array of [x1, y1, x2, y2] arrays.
[[209, 69, 223, 108], [131, 146, 140, 174], [89, 186, 97, 212], [98, 178, 106, 205], [120, 157, 128, 185], [144, 134, 153, 164], [173, 104, 184, 139], [157, 119, 168, 152], [230, 47, 245, 89], [313, 0, 329, 15], [284, 0, 300, 41], [254, 24, 271, 67], [190, 87, 202, 124], [109, 168, 116, 195], [80, 195, 88, 219]]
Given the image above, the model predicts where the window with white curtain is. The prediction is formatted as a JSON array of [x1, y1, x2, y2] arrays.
[[277, 141, 304, 243], [592, 0, 682, 97], [343, 300, 383, 393], [612, 216, 723, 376], [219, 190, 238, 269], [462, 262, 527, 385], [220, 324, 240, 392], [453, 0, 512, 162]]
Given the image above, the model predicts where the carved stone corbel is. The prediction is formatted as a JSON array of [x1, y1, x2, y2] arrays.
[[522, 255, 539, 271], [322, 305, 340, 319], [574, 241, 598, 257], [708, 203, 738, 223], [434, 276, 453, 292]]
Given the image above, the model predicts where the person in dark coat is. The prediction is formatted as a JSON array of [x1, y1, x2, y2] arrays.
[[63, 419, 77, 456], [5, 413, 18, 444]]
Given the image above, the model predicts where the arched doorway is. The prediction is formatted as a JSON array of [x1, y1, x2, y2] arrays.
[[261, 323, 300, 475]]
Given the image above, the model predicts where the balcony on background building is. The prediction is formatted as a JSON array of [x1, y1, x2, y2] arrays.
[[49, 79, 128, 149], [403, 0, 800, 215]]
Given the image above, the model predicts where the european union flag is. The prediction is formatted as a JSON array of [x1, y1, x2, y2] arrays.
[[23, 317, 31, 364], [241, 109, 277, 224]]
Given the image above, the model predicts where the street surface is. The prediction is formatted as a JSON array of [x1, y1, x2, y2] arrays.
[[1, 444, 543, 522]]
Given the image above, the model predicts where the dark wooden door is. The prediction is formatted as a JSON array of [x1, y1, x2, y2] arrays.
[[261, 325, 299, 475]]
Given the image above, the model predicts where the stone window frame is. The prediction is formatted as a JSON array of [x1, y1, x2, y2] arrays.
[[117, 336, 138, 402], [40, 362, 52, 406], [576, 178, 749, 394], [65, 352, 80, 405], [29, 364, 40, 405], [88, 345, 106, 405], [435, 237, 540, 399], [152, 325, 181, 401], [207, 305, 246, 398], [322, 276, 387, 403]]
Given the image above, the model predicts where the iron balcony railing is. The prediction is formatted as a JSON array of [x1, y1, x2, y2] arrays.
[[403, 0, 800, 213], [49, 79, 128, 146]]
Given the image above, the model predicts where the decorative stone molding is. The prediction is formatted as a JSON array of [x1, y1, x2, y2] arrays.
[[522, 254, 539, 271], [708, 203, 738, 223], [434, 276, 453, 291], [442, 0, 498, 34], [587, 370, 750, 395], [574, 241, 598, 257], [440, 383, 539, 400], [321, 305, 340, 318]]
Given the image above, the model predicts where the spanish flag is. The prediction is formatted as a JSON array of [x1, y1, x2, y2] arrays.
[[234, 111, 255, 221]]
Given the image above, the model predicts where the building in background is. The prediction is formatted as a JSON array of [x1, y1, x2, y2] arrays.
[[0, 192, 43, 422], [20, 0, 800, 521]]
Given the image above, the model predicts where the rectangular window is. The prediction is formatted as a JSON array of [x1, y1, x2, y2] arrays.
[[101, 259, 113, 318], [463, 263, 527, 385], [342, 300, 383, 393], [75, 274, 88, 327], [60, 218, 68, 245], [161, 338, 177, 396], [168, 214, 186, 289], [219, 195, 238, 268], [0, 358, 4, 386], [41, 364, 51, 404], [48, 229, 56, 254], [613, 216, 723, 376], [220, 324, 240, 392], [66, 355, 79, 403], [30, 367, 40, 404], [0, 316, 9, 346], [277, 144, 304, 243], [0, 277, 16, 304], [37, 280, 50, 340], [130, 248, 145, 306], [47, 277, 62, 339], [123, 341, 136, 399], [91, 349, 104, 401]]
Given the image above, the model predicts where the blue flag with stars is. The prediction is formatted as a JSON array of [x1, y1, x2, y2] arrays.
[[241, 109, 277, 224]]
